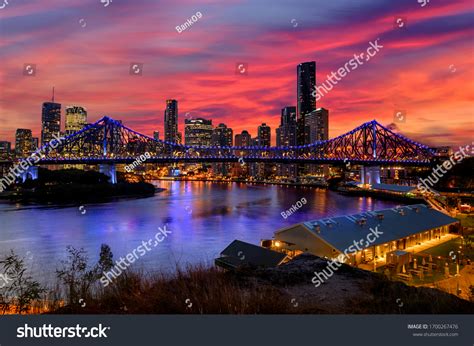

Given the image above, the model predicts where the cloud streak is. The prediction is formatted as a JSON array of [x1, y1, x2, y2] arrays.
[[0, 0, 472, 148]]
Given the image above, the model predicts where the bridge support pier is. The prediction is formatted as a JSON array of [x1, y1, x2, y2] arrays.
[[360, 166, 381, 185], [20, 166, 39, 183], [99, 164, 117, 184]]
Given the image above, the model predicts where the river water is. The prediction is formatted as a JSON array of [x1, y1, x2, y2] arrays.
[[0, 181, 399, 284]]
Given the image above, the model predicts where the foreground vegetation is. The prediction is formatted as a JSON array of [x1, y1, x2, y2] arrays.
[[0, 247, 473, 314]]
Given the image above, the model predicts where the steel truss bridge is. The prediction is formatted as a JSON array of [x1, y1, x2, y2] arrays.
[[29, 116, 433, 166]]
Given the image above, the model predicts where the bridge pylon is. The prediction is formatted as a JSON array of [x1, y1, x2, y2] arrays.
[[99, 164, 117, 184], [360, 166, 381, 185]]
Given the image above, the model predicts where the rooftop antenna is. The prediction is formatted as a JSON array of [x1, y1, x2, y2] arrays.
[[52, 86, 55, 102]]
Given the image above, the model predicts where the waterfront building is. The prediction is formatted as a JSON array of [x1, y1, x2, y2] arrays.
[[185, 117, 213, 146], [215, 240, 287, 270], [15, 129, 33, 157], [271, 204, 459, 269], [164, 99, 178, 143], [65, 106, 87, 136], [212, 123, 233, 147]]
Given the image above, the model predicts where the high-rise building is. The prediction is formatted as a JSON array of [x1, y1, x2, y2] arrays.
[[153, 131, 160, 141], [281, 106, 297, 127], [257, 123, 271, 147], [164, 99, 178, 143], [42, 102, 61, 146], [0, 141, 11, 159], [31, 137, 39, 151], [185, 118, 213, 146], [235, 130, 251, 147], [276, 107, 297, 147], [65, 106, 87, 136], [306, 107, 329, 143], [297, 61, 316, 119], [15, 129, 33, 157], [297, 61, 316, 145], [306, 108, 329, 177], [212, 123, 233, 147], [177, 132, 183, 145], [41, 88, 61, 146]]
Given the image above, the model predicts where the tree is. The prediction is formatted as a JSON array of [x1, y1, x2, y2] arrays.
[[97, 244, 114, 275], [56, 246, 94, 306], [0, 250, 45, 314], [56, 244, 114, 307]]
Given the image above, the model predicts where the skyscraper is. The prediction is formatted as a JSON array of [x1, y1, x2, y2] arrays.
[[281, 106, 297, 127], [296, 61, 316, 145], [41, 88, 61, 146], [164, 99, 178, 143], [31, 137, 39, 151], [306, 108, 329, 176], [184, 118, 213, 146], [153, 131, 160, 141], [276, 107, 297, 147], [212, 123, 233, 147], [0, 141, 11, 159], [276, 107, 298, 178], [15, 129, 32, 157], [306, 108, 329, 143], [65, 106, 87, 136], [42, 102, 61, 146], [235, 130, 251, 147], [258, 123, 271, 147]]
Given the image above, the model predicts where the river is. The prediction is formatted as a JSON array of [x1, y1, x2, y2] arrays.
[[0, 181, 399, 284]]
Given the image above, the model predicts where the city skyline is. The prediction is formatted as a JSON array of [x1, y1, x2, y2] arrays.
[[1, 58, 326, 150], [0, 0, 472, 148]]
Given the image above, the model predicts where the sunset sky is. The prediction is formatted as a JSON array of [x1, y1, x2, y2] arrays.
[[0, 0, 472, 147]]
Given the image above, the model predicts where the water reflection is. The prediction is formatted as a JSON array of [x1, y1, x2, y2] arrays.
[[0, 181, 398, 283]]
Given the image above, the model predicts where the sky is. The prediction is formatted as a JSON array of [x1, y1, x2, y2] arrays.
[[0, 0, 473, 147]]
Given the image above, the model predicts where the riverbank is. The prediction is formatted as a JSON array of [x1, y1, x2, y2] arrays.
[[152, 177, 329, 188], [48, 254, 474, 314], [0, 183, 161, 204], [0, 168, 160, 204], [337, 186, 426, 204]]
